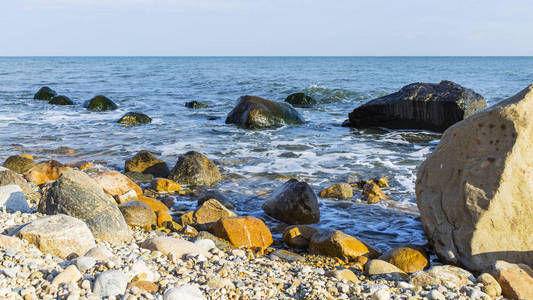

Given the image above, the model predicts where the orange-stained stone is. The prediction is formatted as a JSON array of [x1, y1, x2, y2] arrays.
[[210, 216, 273, 248], [91, 170, 143, 197], [66, 161, 94, 170], [24, 160, 70, 185], [150, 178, 181, 192], [18, 154, 34, 160], [157, 211, 173, 226], [127, 281, 159, 293], [138, 195, 169, 212]]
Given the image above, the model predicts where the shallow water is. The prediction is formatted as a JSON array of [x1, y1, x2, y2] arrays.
[[1, 56, 532, 251]]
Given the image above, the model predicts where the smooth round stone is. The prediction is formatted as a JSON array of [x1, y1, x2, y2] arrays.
[[92, 270, 127, 298], [163, 285, 206, 300]]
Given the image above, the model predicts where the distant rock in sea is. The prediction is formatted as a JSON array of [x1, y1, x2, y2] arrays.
[[84, 95, 118, 111]]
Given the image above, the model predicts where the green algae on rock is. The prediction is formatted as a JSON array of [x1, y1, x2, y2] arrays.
[[117, 112, 152, 125], [84, 95, 118, 111]]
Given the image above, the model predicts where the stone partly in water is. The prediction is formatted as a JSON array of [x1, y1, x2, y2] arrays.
[[49, 95, 74, 105], [169, 151, 221, 186], [24, 160, 70, 185], [84, 95, 118, 111], [0, 185, 31, 213], [3, 155, 35, 174], [125, 171, 154, 184], [210, 216, 273, 248], [34, 86, 57, 100], [125, 150, 170, 178], [151, 178, 181, 192], [262, 179, 320, 224], [378, 246, 429, 273], [118, 201, 157, 227], [416, 84, 533, 272], [197, 189, 235, 209], [91, 169, 143, 197], [181, 199, 236, 231], [39, 170, 132, 243], [319, 183, 353, 200], [16, 214, 96, 258], [309, 229, 375, 261], [490, 260, 533, 300], [185, 101, 208, 109], [282, 225, 318, 250], [117, 112, 152, 125], [362, 182, 388, 204], [225, 95, 305, 129], [284, 93, 317, 107], [347, 80, 487, 132]]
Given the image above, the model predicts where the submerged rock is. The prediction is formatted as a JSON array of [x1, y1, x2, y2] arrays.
[[362, 182, 387, 204], [117, 112, 152, 125], [34, 86, 57, 100], [3, 155, 35, 174], [185, 101, 208, 109], [416, 84, 533, 272], [226, 95, 305, 129], [285, 93, 317, 107], [347, 80, 487, 132], [125, 150, 170, 178], [84, 95, 118, 111], [49, 95, 74, 105], [262, 179, 320, 224], [170, 151, 221, 186]]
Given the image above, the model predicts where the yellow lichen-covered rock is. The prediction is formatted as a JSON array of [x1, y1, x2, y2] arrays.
[[361, 182, 387, 204], [210, 216, 273, 248], [309, 229, 377, 260], [125, 150, 170, 178], [378, 246, 429, 273], [19, 154, 34, 160], [416, 85, 533, 272], [137, 195, 169, 213], [3, 155, 35, 174], [318, 183, 353, 199], [150, 178, 181, 192], [157, 211, 173, 227], [25, 160, 70, 185]]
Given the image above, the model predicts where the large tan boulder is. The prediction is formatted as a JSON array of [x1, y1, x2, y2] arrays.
[[416, 84, 533, 272], [91, 169, 143, 197]]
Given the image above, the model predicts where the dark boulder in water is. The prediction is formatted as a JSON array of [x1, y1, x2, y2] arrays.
[[347, 80, 487, 132], [84, 95, 118, 111], [285, 93, 317, 107], [34, 86, 57, 100], [170, 151, 221, 186], [226, 95, 305, 129], [117, 112, 152, 125], [185, 101, 208, 109], [124, 150, 169, 178], [49, 95, 74, 105]]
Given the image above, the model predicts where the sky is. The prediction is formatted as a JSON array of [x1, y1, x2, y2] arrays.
[[1, 0, 532, 56]]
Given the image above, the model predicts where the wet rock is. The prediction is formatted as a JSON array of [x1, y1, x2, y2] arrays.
[[52, 265, 82, 286], [325, 269, 358, 282], [84, 95, 118, 111], [164, 285, 206, 300], [318, 183, 353, 199], [416, 84, 533, 272], [362, 182, 387, 204], [117, 112, 152, 125], [378, 246, 429, 273], [309, 229, 375, 260], [17, 214, 96, 258], [40, 170, 132, 243], [347, 80, 487, 132], [282, 224, 318, 250], [409, 265, 475, 289], [285, 92, 317, 107], [491, 260, 533, 300], [49, 95, 74, 105], [118, 201, 157, 227], [3, 155, 35, 174], [262, 179, 320, 224], [185, 101, 208, 109], [182, 199, 236, 231], [210, 216, 273, 248], [125, 171, 154, 184], [197, 189, 234, 209], [226, 95, 305, 129], [34, 86, 57, 100], [0, 185, 30, 213], [141, 236, 211, 258], [92, 270, 127, 298], [169, 151, 221, 186], [477, 273, 501, 298], [91, 169, 143, 197], [151, 178, 181, 192], [25, 160, 70, 185], [138, 195, 169, 212], [125, 150, 170, 178], [365, 259, 408, 280]]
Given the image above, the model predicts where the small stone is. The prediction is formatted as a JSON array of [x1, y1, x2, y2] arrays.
[[25, 160, 70, 185], [49, 95, 74, 105], [371, 289, 390, 300], [34, 86, 57, 100], [206, 274, 234, 289], [128, 281, 159, 293], [92, 270, 127, 298], [428, 290, 446, 300], [194, 239, 216, 252], [84, 95, 118, 111], [210, 216, 273, 248], [0, 234, 26, 250], [325, 269, 358, 282], [115, 190, 138, 204], [491, 260, 533, 300], [91, 169, 142, 197], [169, 151, 221, 186], [157, 211, 173, 226], [163, 285, 206, 300], [271, 249, 304, 262], [282, 225, 318, 250], [362, 182, 387, 204], [52, 265, 82, 286], [150, 178, 181, 192], [117, 112, 152, 125], [365, 259, 408, 280], [125, 150, 170, 178], [3, 155, 35, 174], [378, 245, 429, 273], [84, 247, 119, 264], [319, 183, 353, 199], [185, 101, 208, 109], [0, 185, 31, 213], [75, 256, 96, 273], [309, 229, 375, 260], [477, 272, 501, 298]]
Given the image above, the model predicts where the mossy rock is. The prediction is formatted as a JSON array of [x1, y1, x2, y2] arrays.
[[3, 156, 35, 174], [84, 95, 118, 111], [185, 101, 208, 109], [118, 112, 152, 125], [34, 86, 57, 100], [49, 95, 74, 105], [285, 93, 317, 107]]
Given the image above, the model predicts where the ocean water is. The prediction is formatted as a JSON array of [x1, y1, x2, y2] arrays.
[[1, 56, 532, 251]]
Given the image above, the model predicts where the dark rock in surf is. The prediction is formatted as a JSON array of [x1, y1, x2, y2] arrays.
[[3, 155, 35, 174], [118, 112, 152, 125], [49, 95, 74, 105], [285, 93, 317, 107], [125, 150, 170, 178], [34, 86, 57, 100], [185, 101, 208, 109], [169, 151, 221, 186], [347, 80, 487, 132], [84, 95, 118, 111], [226, 95, 305, 129], [262, 179, 320, 224]]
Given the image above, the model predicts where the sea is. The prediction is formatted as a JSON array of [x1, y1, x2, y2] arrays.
[[1, 56, 532, 251]]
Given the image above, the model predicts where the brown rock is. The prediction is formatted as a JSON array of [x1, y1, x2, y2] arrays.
[[91, 170, 143, 197], [378, 246, 429, 273], [309, 229, 375, 260], [365, 259, 408, 280], [128, 281, 159, 293], [125, 150, 170, 178], [157, 211, 173, 227], [138, 195, 169, 212], [118, 201, 157, 227], [25, 160, 70, 185], [210, 216, 273, 248], [3, 155, 35, 174], [169, 151, 221, 186], [491, 260, 533, 300], [182, 199, 236, 230], [361, 182, 387, 204], [150, 178, 181, 192], [319, 183, 353, 199], [282, 225, 318, 250]]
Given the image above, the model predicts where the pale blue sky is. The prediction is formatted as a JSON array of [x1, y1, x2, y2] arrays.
[[1, 0, 532, 56]]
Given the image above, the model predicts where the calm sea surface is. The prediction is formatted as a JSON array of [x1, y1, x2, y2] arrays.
[[1, 56, 532, 250]]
